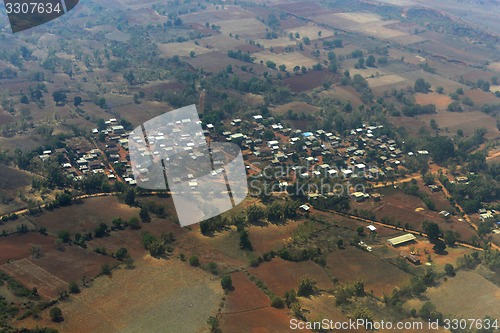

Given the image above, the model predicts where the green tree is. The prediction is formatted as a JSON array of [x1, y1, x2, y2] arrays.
[[115, 247, 128, 260], [52, 90, 67, 105], [49, 307, 63, 322], [297, 278, 316, 297], [189, 255, 200, 267], [221, 275, 233, 291], [423, 222, 441, 241], [73, 96, 82, 107], [444, 263, 455, 276], [414, 78, 430, 93], [69, 281, 80, 294]]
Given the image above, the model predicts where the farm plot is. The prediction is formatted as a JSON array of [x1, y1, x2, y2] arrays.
[[366, 74, 408, 90], [157, 42, 211, 58], [415, 92, 452, 110], [0, 233, 57, 265], [425, 270, 500, 319], [249, 258, 333, 297], [223, 271, 269, 313], [180, 5, 254, 24], [272, 101, 320, 116], [199, 35, 249, 53], [253, 50, 318, 70], [0, 259, 67, 299], [220, 307, 300, 333], [254, 37, 296, 49], [32, 196, 139, 236], [284, 23, 335, 41], [214, 18, 267, 39], [284, 69, 333, 92], [18, 258, 223, 333], [488, 62, 500, 73], [248, 221, 305, 254], [418, 111, 500, 140], [326, 247, 411, 297]]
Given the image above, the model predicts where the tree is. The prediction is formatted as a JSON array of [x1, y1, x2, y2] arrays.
[[366, 55, 376, 67], [414, 78, 430, 93], [356, 226, 364, 236], [207, 316, 219, 333], [58, 231, 71, 243], [221, 275, 233, 291], [239, 230, 253, 251], [423, 222, 441, 241], [129, 217, 140, 230], [271, 297, 285, 308], [73, 96, 82, 107], [444, 230, 458, 246], [247, 205, 264, 223], [101, 264, 112, 276], [189, 255, 200, 267], [20, 95, 29, 104], [432, 240, 446, 254], [69, 281, 80, 294], [124, 188, 136, 206], [297, 278, 316, 297], [49, 307, 63, 322], [140, 207, 151, 222], [444, 263, 455, 276], [279, 64, 286, 72], [266, 60, 277, 69], [303, 36, 311, 45], [52, 90, 67, 105], [189, 51, 196, 58], [430, 119, 438, 130], [115, 247, 128, 260]]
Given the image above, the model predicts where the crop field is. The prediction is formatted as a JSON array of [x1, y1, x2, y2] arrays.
[[214, 18, 268, 39], [284, 69, 333, 92], [18, 258, 223, 333], [284, 23, 335, 41], [418, 111, 500, 140], [220, 307, 298, 333], [223, 271, 269, 313], [274, 2, 328, 17], [254, 37, 296, 49], [158, 42, 211, 58], [424, 270, 500, 319], [253, 50, 318, 70], [199, 35, 249, 53], [248, 221, 306, 254], [32, 196, 140, 236], [488, 62, 500, 73], [465, 88, 500, 105], [272, 101, 320, 116], [319, 86, 364, 107], [180, 5, 253, 24], [366, 74, 408, 89], [415, 92, 452, 110], [249, 258, 333, 297], [1, 258, 67, 299], [326, 247, 411, 297], [0, 233, 57, 265], [187, 51, 266, 74]]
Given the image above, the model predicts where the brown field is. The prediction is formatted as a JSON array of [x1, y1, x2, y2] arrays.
[[415, 92, 452, 110], [157, 42, 211, 58], [187, 51, 266, 74], [220, 307, 302, 333], [0, 110, 13, 125], [18, 258, 223, 333], [320, 86, 364, 107], [275, 2, 328, 17], [223, 271, 269, 313], [418, 111, 500, 140], [180, 5, 253, 24], [487, 62, 500, 73], [0, 233, 57, 265], [249, 258, 333, 297], [199, 35, 248, 53], [0, 258, 67, 299], [465, 88, 499, 105], [424, 270, 500, 319], [326, 247, 411, 297], [284, 69, 333, 92], [32, 196, 139, 236], [254, 37, 296, 49]]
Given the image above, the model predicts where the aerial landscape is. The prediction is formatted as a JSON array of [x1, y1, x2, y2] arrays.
[[0, 0, 500, 332]]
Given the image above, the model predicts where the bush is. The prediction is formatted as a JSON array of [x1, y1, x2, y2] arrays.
[[189, 255, 200, 267], [297, 278, 316, 297], [444, 263, 455, 276]]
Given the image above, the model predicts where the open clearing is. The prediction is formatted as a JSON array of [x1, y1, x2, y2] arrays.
[[249, 258, 333, 297], [366, 74, 407, 88], [425, 270, 500, 319], [18, 258, 223, 333], [272, 101, 320, 116], [488, 62, 500, 72], [214, 18, 267, 38], [220, 307, 300, 333], [248, 221, 305, 254], [326, 247, 411, 297]]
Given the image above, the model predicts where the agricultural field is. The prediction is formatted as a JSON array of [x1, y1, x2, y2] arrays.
[[416, 270, 500, 319], [249, 258, 333, 297], [222, 271, 269, 313], [325, 247, 411, 297], [248, 220, 305, 254], [0, 232, 57, 265], [31, 196, 139, 236], [157, 42, 212, 58], [415, 93, 452, 110], [253, 50, 318, 70], [220, 307, 299, 333], [17, 258, 223, 333]]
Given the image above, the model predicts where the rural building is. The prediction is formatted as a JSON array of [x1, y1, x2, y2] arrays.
[[400, 252, 421, 265], [387, 233, 416, 247]]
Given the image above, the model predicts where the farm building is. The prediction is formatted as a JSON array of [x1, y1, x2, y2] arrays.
[[400, 252, 421, 265], [387, 233, 416, 247]]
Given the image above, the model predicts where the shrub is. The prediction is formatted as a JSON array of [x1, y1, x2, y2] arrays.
[[189, 255, 200, 267]]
